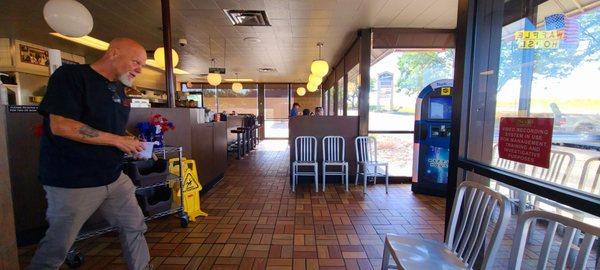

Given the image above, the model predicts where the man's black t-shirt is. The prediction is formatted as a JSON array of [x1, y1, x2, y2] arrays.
[[38, 64, 130, 188]]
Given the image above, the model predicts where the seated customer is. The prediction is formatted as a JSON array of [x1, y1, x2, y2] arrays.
[[302, 109, 311, 116], [315, 107, 323, 116], [290, 102, 300, 117]]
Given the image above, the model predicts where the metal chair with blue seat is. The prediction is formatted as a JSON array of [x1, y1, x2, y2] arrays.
[[381, 181, 511, 270], [354, 136, 389, 194], [292, 136, 319, 192], [322, 136, 349, 192]]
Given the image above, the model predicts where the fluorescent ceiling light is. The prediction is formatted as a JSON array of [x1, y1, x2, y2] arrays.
[[224, 78, 254, 82], [50, 32, 109, 51], [50, 32, 189, 75]]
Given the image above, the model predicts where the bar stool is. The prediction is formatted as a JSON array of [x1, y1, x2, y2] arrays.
[[322, 136, 349, 191], [230, 129, 245, 159]]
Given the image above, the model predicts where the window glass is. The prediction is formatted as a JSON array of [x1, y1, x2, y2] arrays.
[[218, 83, 258, 115], [347, 65, 359, 116], [337, 78, 344, 115], [328, 87, 335, 115], [369, 49, 455, 131], [470, 2, 600, 198], [370, 133, 414, 177], [264, 84, 289, 138]]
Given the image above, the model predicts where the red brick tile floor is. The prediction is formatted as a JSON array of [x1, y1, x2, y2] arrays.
[[17, 140, 598, 269]]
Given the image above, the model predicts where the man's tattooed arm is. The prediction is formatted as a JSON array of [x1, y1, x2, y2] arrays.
[[78, 125, 100, 138]]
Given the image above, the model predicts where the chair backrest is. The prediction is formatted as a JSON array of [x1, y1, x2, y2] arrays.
[[492, 144, 519, 171], [355, 136, 377, 163], [530, 150, 575, 185], [509, 210, 600, 270], [322, 136, 345, 162], [578, 157, 600, 195], [445, 181, 511, 270], [295, 136, 317, 162]]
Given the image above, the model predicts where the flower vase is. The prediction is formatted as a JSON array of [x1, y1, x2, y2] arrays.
[[152, 132, 165, 148]]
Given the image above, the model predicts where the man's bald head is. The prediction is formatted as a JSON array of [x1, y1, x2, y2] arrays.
[[94, 38, 146, 86], [107, 38, 145, 54]]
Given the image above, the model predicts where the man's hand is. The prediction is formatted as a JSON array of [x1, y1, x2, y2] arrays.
[[113, 136, 144, 155]]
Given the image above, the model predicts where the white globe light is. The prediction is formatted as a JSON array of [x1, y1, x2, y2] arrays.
[[310, 59, 329, 77], [43, 0, 93, 37], [207, 73, 222, 86], [153, 47, 179, 68], [308, 73, 322, 85], [306, 83, 318, 92], [232, 82, 243, 93], [296, 87, 306, 96]]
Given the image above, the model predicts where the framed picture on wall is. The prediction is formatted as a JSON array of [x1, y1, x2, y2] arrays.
[[19, 44, 49, 66]]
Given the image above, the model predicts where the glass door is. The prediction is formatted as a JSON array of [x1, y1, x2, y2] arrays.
[[264, 84, 290, 138]]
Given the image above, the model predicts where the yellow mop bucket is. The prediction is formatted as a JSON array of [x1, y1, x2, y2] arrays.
[[169, 158, 207, 221]]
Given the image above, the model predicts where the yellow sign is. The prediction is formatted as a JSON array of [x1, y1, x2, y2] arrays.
[[514, 30, 564, 49], [441, 87, 451, 96]]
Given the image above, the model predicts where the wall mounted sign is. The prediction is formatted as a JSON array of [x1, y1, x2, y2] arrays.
[[498, 117, 554, 168], [9, 105, 38, 113], [19, 44, 49, 66], [514, 30, 564, 49]]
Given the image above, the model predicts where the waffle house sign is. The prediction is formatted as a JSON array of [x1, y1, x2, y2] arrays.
[[514, 30, 564, 49]]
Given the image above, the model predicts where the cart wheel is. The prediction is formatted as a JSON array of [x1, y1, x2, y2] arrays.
[[64, 250, 84, 268], [180, 212, 189, 228]]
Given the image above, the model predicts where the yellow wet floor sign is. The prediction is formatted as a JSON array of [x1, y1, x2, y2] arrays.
[[168, 158, 208, 221]]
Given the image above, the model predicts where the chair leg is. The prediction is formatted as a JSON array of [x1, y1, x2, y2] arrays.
[[355, 164, 359, 185], [322, 165, 326, 192], [385, 165, 389, 194], [292, 166, 296, 192], [373, 166, 377, 185], [381, 241, 391, 270], [363, 171, 368, 194], [345, 164, 349, 192], [315, 166, 319, 193]]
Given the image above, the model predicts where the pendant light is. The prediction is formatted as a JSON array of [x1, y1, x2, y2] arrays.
[[153, 47, 179, 68], [207, 58, 221, 86], [232, 72, 242, 93], [296, 87, 306, 96], [308, 73, 322, 86], [43, 0, 93, 37], [207, 37, 221, 86], [310, 42, 329, 78], [306, 83, 318, 92]]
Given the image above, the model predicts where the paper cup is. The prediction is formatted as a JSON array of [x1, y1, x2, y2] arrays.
[[135, 141, 156, 159]]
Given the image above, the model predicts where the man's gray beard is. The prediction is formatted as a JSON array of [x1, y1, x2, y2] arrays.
[[119, 73, 134, 87]]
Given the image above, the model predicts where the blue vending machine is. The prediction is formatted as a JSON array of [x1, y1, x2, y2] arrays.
[[412, 79, 453, 197]]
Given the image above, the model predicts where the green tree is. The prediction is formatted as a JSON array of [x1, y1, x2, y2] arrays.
[[395, 50, 455, 96]]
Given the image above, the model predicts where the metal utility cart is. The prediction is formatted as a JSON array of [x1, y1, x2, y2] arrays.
[[64, 146, 189, 268]]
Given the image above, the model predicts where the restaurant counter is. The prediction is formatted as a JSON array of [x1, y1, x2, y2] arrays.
[[3, 106, 227, 245]]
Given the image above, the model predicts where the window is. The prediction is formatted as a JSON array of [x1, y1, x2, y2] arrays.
[[466, 1, 600, 199], [328, 87, 335, 116], [368, 49, 455, 177], [264, 84, 290, 138], [347, 65, 359, 116], [337, 78, 344, 115], [218, 83, 258, 115], [369, 49, 455, 132]]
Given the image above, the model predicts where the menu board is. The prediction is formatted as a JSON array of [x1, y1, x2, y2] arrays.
[[498, 117, 553, 168]]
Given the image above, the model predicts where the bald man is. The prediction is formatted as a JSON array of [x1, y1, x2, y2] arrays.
[[29, 38, 151, 270]]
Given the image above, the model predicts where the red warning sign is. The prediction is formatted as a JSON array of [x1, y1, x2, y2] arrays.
[[498, 117, 554, 168]]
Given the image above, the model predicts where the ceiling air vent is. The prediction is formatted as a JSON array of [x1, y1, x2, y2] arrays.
[[258, 67, 277, 73], [224, 10, 271, 26]]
